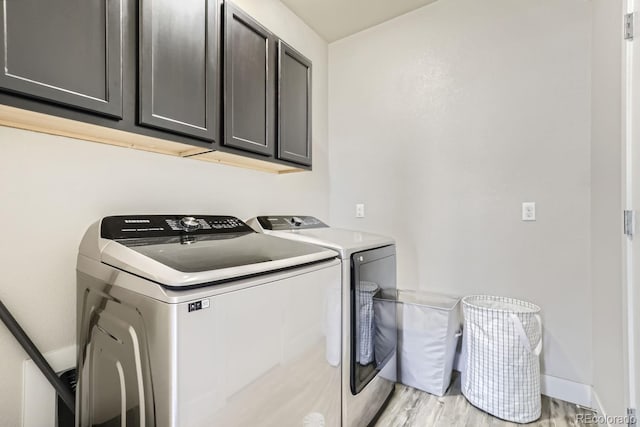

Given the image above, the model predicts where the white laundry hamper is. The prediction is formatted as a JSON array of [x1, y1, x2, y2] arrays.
[[461, 295, 542, 424], [396, 291, 461, 396]]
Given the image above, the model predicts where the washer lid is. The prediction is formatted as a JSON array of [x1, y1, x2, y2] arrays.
[[90, 215, 338, 288]]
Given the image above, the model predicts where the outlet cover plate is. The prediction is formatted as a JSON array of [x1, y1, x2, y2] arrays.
[[522, 202, 536, 221]]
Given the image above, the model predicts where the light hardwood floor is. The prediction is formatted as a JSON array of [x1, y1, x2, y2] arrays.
[[374, 373, 593, 427]]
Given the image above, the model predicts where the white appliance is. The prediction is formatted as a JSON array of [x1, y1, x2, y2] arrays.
[[76, 215, 342, 427], [247, 215, 398, 427]]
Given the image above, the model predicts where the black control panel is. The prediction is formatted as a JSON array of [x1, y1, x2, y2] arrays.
[[101, 215, 254, 240], [256, 216, 328, 231]]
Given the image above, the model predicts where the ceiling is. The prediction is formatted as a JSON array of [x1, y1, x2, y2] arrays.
[[280, 0, 439, 42]]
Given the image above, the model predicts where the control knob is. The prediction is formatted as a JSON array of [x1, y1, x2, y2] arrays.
[[290, 216, 303, 227], [180, 216, 201, 232]]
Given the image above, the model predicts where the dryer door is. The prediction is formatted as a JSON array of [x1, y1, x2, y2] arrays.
[[350, 245, 397, 394]]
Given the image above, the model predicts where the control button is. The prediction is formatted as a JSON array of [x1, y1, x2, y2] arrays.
[[180, 235, 196, 245], [180, 216, 201, 232]]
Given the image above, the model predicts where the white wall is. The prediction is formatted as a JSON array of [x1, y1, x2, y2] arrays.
[[329, 0, 593, 387], [590, 0, 626, 417], [0, 1, 328, 425]]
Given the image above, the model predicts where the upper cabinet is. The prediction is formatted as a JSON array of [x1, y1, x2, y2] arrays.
[[0, 0, 312, 171], [223, 3, 276, 156], [139, 0, 220, 141], [0, 0, 123, 118], [277, 41, 312, 166]]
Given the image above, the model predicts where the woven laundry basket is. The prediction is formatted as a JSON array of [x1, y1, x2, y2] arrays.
[[461, 295, 542, 424]]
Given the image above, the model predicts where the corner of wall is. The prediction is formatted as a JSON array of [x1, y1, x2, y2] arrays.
[[591, 386, 613, 427]]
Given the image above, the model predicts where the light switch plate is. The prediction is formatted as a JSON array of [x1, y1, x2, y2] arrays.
[[356, 203, 365, 218], [522, 202, 536, 221]]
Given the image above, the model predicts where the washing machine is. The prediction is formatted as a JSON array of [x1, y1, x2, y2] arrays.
[[247, 216, 398, 427], [76, 215, 342, 427]]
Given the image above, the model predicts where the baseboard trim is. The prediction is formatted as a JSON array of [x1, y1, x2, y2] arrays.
[[540, 374, 592, 408], [22, 345, 76, 427]]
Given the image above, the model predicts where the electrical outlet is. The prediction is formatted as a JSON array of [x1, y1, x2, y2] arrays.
[[522, 202, 536, 221], [356, 203, 365, 218]]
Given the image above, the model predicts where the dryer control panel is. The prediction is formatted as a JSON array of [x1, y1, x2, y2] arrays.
[[255, 216, 328, 231], [101, 215, 253, 239]]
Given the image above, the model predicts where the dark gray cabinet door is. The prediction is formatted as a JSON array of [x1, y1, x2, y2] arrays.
[[0, 0, 123, 118], [139, 0, 219, 141], [277, 41, 312, 166], [223, 2, 276, 156]]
